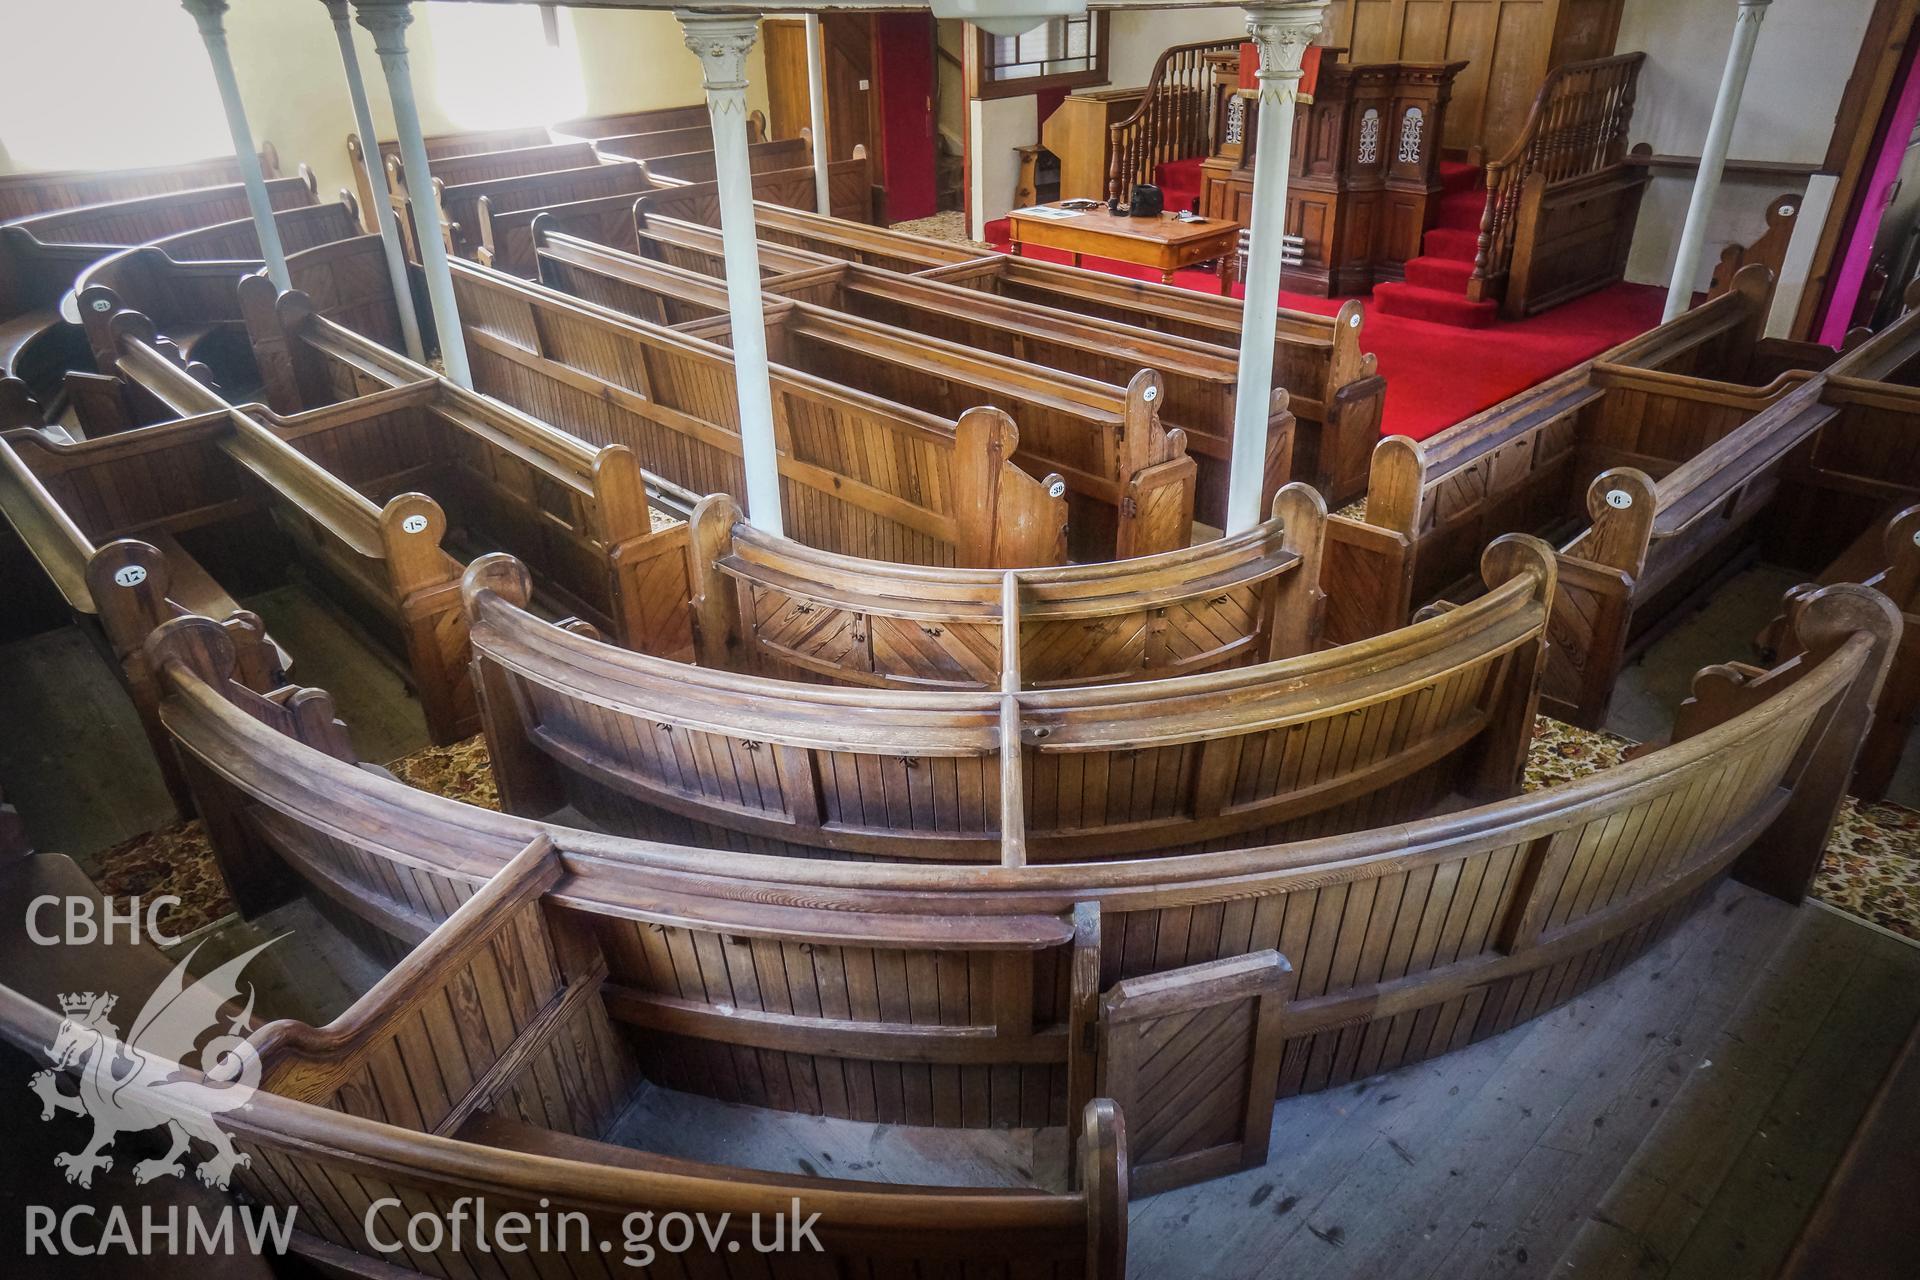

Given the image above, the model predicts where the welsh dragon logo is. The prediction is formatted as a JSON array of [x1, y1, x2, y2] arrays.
[[30, 939, 277, 1190]]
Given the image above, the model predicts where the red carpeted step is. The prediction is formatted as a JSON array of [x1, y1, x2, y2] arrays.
[[1422, 226, 1481, 262], [1371, 280, 1498, 329], [1402, 255, 1477, 293], [1438, 160, 1481, 196]]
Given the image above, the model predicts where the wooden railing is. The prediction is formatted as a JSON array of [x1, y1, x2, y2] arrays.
[[1468, 53, 1644, 303], [1106, 38, 1241, 202]]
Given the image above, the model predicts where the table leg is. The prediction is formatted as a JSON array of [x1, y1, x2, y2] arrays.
[[1161, 268, 1175, 285], [1011, 241, 1023, 257], [1074, 253, 1083, 269], [1217, 253, 1232, 296]]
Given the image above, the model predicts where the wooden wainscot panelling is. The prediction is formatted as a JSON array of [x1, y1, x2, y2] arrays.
[[1097, 950, 1295, 1195]]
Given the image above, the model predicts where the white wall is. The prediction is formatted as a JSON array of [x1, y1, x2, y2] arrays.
[[1106, 6, 1246, 87], [0, 2, 769, 199], [970, 94, 1037, 237], [1617, 0, 1875, 292]]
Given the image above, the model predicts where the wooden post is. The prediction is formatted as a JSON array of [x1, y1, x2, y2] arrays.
[[180, 0, 289, 292], [461, 555, 566, 817], [1226, 2, 1329, 533]]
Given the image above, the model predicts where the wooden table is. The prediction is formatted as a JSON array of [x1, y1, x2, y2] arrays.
[[1006, 203, 1240, 293]]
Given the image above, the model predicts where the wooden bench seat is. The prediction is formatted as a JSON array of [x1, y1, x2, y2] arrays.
[[545, 228, 1289, 527], [347, 124, 553, 228], [132, 571, 1893, 1170], [631, 198, 1382, 499], [482, 245, 1194, 560], [469, 165, 658, 274], [0, 414, 283, 807], [460, 534, 1554, 861], [1, 170, 319, 314], [688, 484, 1325, 689]]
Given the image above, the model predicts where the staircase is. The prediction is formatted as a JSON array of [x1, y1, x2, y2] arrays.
[[1371, 161, 1498, 328]]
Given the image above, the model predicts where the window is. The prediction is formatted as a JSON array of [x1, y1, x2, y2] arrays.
[[426, 2, 586, 130], [971, 15, 1109, 100], [0, 1, 230, 172]]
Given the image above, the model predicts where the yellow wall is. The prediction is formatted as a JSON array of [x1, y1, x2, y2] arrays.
[[0, 3, 768, 196]]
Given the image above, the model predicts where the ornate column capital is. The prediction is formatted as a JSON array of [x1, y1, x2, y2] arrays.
[[179, 0, 230, 40], [676, 12, 761, 94], [1244, 2, 1329, 81], [1736, 0, 1774, 23], [352, 0, 415, 54], [320, 0, 349, 24]]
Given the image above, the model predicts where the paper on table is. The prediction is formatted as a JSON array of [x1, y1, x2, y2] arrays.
[[1013, 205, 1085, 220]]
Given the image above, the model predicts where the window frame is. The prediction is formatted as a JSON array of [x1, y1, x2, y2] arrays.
[[968, 14, 1111, 101]]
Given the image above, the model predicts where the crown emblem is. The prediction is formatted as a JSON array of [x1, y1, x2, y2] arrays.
[[58, 992, 114, 1018]]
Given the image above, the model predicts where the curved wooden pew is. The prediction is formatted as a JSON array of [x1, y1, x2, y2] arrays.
[[476, 245, 1194, 560], [0, 147, 281, 317], [631, 197, 1384, 501], [67, 200, 364, 388], [1760, 506, 1920, 801], [143, 580, 1893, 1174], [462, 535, 1555, 861], [0, 863, 1129, 1277], [553, 104, 717, 140], [543, 225, 1289, 528], [419, 154, 650, 260], [686, 486, 1326, 688], [0, 170, 319, 314], [637, 144, 884, 225], [248, 235, 1070, 570]]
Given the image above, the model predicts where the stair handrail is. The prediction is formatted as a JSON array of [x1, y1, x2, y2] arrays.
[[1469, 52, 1645, 302], [1106, 37, 1244, 202]]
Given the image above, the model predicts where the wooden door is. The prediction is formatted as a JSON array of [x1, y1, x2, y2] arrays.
[[761, 18, 812, 141], [822, 13, 878, 170]]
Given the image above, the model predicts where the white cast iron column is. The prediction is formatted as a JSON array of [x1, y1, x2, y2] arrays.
[[181, 0, 289, 291], [353, 0, 472, 387], [1664, 0, 1774, 322], [805, 14, 833, 215], [1226, 2, 1327, 534], [679, 11, 784, 535], [323, 0, 425, 361]]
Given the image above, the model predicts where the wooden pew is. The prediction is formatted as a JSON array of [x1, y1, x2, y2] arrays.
[[143, 576, 1895, 1153], [236, 281, 698, 661], [67, 201, 365, 392], [1329, 271, 1835, 671], [347, 124, 551, 231], [543, 229, 1288, 527], [516, 238, 1194, 559], [386, 141, 633, 258], [251, 230, 1069, 571], [440, 257, 1073, 568], [686, 485, 1326, 688], [639, 148, 884, 225], [0, 821, 1128, 1277], [462, 534, 1555, 861], [552, 104, 716, 140], [642, 137, 812, 185], [632, 198, 1383, 500], [104, 325, 473, 742], [0, 416, 285, 807], [0, 146, 281, 317], [469, 164, 659, 275], [0, 170, 319, 314]]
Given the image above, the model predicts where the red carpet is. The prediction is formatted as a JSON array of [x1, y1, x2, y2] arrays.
[[976, 237, 1665, 442], [1372, 162, 1499, 329]]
